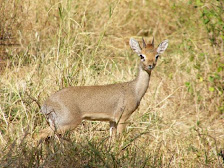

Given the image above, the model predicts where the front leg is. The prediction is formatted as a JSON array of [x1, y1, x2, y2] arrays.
[[109, 121, 117, 137], [117, 119, 127, 135], [117, 110, 133, 135]]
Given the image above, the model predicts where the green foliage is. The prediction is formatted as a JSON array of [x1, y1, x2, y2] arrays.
[[190, 0, 224, 45], [188, 0, 224, 114], [185, 82, 193, 94]]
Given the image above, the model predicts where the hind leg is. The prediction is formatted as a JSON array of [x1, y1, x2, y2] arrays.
[[34, 119, 82, 142], [35, 126, 54, 141], [56, 123, 81, 135]]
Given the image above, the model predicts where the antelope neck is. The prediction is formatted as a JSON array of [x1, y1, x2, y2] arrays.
[[133, 64, 151, 102]]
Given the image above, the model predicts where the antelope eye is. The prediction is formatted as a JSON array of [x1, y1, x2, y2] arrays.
[[139, 54, 145, 62]]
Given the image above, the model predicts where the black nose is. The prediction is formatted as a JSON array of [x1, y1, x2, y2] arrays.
[[148, 65, 153, 69]]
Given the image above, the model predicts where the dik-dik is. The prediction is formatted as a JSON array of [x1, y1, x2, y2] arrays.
[[36, 37, 168, 140]]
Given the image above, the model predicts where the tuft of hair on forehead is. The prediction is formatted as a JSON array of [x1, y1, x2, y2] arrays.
[[145, 44, 155, 51], [146, 44, 154, 48]]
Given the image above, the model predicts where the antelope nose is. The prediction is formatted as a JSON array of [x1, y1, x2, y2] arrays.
[[148, 65, 153, 69]]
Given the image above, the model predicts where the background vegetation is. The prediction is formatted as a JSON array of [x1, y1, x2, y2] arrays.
[[0, 0, 223, 167]]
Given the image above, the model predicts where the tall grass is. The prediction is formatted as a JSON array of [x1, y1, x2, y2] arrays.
[[0, 0, 223, 167]]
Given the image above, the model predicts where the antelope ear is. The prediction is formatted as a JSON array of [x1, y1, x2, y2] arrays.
[[157, 40, 168, 54], [129, 38, 141, 55]]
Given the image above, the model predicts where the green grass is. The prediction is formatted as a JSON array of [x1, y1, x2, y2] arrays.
[[0, 0, 223, 167]]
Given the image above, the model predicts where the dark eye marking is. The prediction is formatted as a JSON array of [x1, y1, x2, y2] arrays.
[[140, 54, 144, 59], [139, 54, 145, 61], [155, 54, 159, 61]]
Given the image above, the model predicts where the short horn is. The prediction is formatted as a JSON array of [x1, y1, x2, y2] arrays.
[[151, 36, 154, 47], [142, 37, 146, 48]]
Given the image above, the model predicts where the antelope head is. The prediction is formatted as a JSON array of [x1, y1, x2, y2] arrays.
[[129, 37, 168, 73]]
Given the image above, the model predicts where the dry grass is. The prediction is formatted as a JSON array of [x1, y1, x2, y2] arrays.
[[0, 0, 223, 167]]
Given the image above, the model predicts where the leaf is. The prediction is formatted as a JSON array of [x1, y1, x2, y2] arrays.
[[203, 18, 210, 24], [199, 77, 203, 82], [196, 0, 203, 6], [185, 82, 190, 87], [209, 87, 215, 92], [208, 76, 214, 82]]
